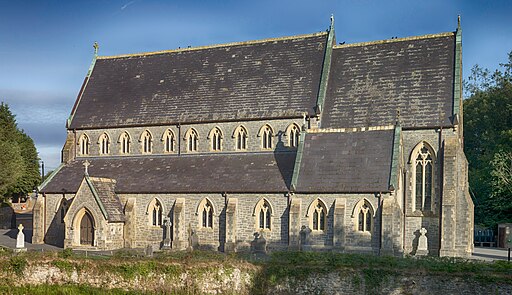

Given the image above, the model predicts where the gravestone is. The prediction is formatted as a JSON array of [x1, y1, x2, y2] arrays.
[[187, 226, 199, 252], [416, 227, 429, 256], [162, 217, 172, 250], [299, 225, 312, 251], [15, 224, 26, 252], [251, 232, 267, 254]]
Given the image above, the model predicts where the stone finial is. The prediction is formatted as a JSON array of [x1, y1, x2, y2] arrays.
[[93, 42, 99, 56], [83, 160, 90, 176], [457, 15, 461, 28]]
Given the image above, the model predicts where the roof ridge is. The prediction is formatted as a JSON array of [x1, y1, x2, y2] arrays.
[[98, 31, 328, 60], [308, 125, 395, 133], [334, 32, 454, 49]]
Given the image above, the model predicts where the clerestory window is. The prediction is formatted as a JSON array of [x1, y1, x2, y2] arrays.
[[79, 134, 89, 155], [163, 129, 175, 153], [187, 129, 199, 152], [288, 124, 301, 148], [210, 128, 223, 151], [141, 130, 152, 154], [119, 132, 130, 154], [99, 133, 110, 155], [235, 126, 248, 151]]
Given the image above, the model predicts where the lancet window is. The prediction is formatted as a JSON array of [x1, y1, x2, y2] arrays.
[[79, 134, 89, 155], [99, 133, 110, 155], [235, 126, 248, 150], [119, 132, 130, 154], [413, 143, 435, 212]]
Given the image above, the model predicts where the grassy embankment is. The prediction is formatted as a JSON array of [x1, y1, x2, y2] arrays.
[[0, 248, 510, 294]]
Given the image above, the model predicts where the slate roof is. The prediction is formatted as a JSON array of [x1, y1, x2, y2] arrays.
[[294, 129, 395, 193], [322, 33, 456, 129], [41, 152, 296, 194], [86, 177, 125, 222], [68, 33, 328, 129]]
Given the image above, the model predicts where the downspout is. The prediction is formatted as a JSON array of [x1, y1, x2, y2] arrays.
[[403, 170, 407, 250], [177, 123, 181, 156]]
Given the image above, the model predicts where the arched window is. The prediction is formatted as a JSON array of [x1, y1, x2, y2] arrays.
[[357, 201, 373, 232], [201, 200, 213, 228], [79, 134, 89, 155], [412, 143, 435, 212], [287, 124, 301, 148], [119, 132, 131, 154], [162, 129, 175, 153], [253, 198, 272, 230], [60, 199, 68, 223], [148, 199, 163, 226], [99, 133, 110, 155], [234, 126, 248, 151], [186, 128, 199, 152], [209, 127, 223, 151], [141, 130, 152, 154], [259, 124, 273, 150], [308, 199, 327, 231]]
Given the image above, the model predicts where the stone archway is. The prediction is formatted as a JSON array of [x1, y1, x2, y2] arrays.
[[79, 211, 94, 246]]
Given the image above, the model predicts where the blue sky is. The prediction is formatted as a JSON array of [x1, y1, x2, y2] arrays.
[[1, 0, 511, 171]]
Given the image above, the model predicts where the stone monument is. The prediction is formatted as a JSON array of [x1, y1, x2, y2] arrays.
[[162, 217, 172, 250], [15, 224, 26, 252], [416, 227, 429, 256]]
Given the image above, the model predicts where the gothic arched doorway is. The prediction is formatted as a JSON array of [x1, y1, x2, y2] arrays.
[[80, 211, 94, 246]]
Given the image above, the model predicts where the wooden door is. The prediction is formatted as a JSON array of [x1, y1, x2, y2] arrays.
[[498, 227, 506, 248], [80, 212, 94, 245]]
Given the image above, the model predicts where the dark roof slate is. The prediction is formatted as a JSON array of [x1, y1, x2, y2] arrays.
[[294, 129, 394, 193], [87, 177, 125, 222], [322, 34, 455, 129], [69, 33, 327, 129], [41, 152, 296, 194]]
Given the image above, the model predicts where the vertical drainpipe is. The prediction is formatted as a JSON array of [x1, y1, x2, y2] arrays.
[[403, 170, 407, 250], [177, 123, 181, 156]]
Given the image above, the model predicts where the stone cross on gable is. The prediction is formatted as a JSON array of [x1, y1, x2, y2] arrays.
[[83, 160, 90, 176]]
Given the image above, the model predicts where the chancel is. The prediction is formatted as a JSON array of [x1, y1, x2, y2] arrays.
[[33, 16, 473, 257]]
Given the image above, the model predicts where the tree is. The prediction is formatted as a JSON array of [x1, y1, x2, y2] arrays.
[[464, 51, 512, 227], [0, 102, 40, 200]]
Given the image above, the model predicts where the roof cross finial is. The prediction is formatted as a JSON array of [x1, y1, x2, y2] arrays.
[[83, 160, 90, 176], [396, 109, 401, 125], [93, 42, 99, 56], [330, 14, 335, 31], [457, 15, 461, 28]]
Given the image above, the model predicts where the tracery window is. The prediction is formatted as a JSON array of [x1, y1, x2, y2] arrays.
[[79, 134, 89, 155], [201, 200, 214, 228], [413, 143, 434, 212], [357, 202, 373, 232], [235, 126, 248, 150], [99, 133, 110, 155], [163, 129, 175, 153], [119, 132, 131, 154], [141, 130, 152, 154], [287, 124, 301, 148], [254, 198, 272, 230], [187, 129, 199, 152], [308, 199, 327, 231], [210, 128, 223, 151], [149, 199, 163, 226], [260, 125, 273, 150]]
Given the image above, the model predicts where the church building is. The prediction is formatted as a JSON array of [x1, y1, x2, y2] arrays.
[[34, 17, 474, 257]]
